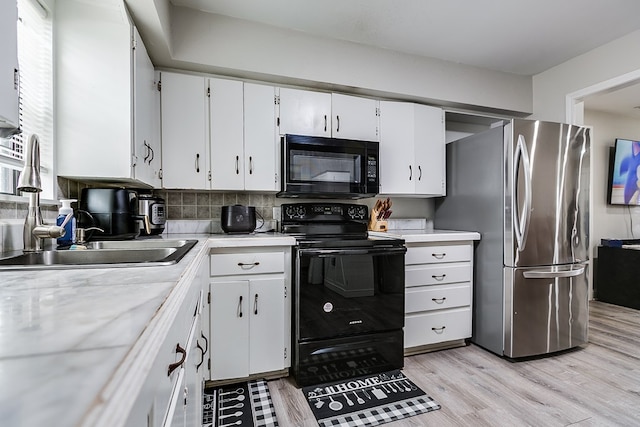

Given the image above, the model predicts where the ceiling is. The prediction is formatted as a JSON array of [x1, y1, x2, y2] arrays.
[[169, 0, 640, 118]]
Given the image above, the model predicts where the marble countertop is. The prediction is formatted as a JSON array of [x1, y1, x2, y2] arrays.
[[0, 232, 295, 427], [369, 229, 481, 243], [0, 229, 473, 425]]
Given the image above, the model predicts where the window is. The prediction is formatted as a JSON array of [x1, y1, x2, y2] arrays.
[[0, 0, 53, 198]]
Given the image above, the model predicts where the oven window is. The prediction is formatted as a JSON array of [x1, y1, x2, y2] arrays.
[[296, 251, 405, 341], [290, 149, 362, 184]]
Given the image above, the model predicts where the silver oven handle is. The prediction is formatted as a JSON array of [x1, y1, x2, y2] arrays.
[[299, 246, 407, 257]]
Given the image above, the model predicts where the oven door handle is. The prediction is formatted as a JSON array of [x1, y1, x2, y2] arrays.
[[299, 246, 407, 257]]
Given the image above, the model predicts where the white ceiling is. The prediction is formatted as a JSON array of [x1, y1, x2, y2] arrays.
[[170, 0, 640, 117]]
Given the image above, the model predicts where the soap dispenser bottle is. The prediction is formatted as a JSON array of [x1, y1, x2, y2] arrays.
[[56, 199, 77, 246]]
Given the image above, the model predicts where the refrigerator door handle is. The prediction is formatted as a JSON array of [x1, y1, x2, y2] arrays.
[[514, 134, 532, 252], [522, 265, 585, 279]]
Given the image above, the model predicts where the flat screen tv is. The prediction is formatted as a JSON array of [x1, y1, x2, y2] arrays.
[[608, 138, 640, 205]]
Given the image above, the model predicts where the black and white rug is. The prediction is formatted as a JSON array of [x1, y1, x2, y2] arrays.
[[203, 379, 278, 427], [302, 370, 440, 427]]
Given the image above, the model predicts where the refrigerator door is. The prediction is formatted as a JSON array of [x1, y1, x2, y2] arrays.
[[505, 119, 590, 268], [504, 263, 589, 358]]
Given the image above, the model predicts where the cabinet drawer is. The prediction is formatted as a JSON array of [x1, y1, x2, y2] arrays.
[[405, 244, 471, 265], [405, 283, 471, 314], [210, 250, 284, 276], [404, 308, 471, 348], [406, 263, 471, 287]]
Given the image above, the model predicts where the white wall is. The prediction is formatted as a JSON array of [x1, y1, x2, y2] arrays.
[[533, 30, 640, 122], [139, 5, 533, 116], [583, 109, 640, 254]]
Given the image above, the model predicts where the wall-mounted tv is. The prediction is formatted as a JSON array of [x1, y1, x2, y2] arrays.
[[608, 138, 640, 205]]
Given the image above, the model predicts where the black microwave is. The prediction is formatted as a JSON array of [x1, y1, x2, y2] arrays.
[[278, 134, 379, 199]]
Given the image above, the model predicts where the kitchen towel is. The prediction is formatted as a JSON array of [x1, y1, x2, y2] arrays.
[[302, 370, 440, 427], [203, 378, 278, 427]]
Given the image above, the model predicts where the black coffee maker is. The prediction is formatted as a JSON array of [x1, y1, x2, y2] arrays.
[[79, 188, 141, 240]]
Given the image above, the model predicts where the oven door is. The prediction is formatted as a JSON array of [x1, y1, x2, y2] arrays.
[[295, 245, 406, 342]]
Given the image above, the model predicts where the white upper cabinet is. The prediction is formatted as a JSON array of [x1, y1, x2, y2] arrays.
[[278, 87, 332, 137], [56, 0, 159, 187], [209, 77, 244, 190], [0, 0, 18, 131], [379, 101, 445, 196], [133, 27, 161, 187], [161, 75, 278, 191], [243, 83, 279, 191], [160, 72, 208, 189], [331, 93, 379, 141], [278, 88, 378, 141]]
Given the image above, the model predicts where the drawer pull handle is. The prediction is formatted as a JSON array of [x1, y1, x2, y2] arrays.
[[167, 343, 186, 376], [238, 262, 260, 267], [431, 253, 446, 259], [238, 295, 243, 318], [432, 274, 446, 281], [432, 297, 447, 304], [431, 326, 446, 334]]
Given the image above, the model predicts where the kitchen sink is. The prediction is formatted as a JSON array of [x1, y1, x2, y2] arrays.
[[0, 239, 198, 270], [85, 239, 195, 250]]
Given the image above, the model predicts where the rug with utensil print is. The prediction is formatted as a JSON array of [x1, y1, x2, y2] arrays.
[[302, 369, 440, 427], [203, 379, 278, 427]]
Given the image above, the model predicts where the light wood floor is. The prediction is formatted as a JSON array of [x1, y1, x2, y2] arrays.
[[267, 301, 640, 426]]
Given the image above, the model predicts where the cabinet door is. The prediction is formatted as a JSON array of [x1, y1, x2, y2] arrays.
[[0, 0, 18, 129], [279, 87, 331, 137], [244, 83, 279, 191], [331, 93, 379, 141], [209, 78, 244, 190], [56, 0, 132, 180], [210, 281, 250, 380], [378, 101, 415, 194], [183, 305, 202, 427], [161, 72, 208, 189], [414, 104, 445, 195], [132, 26, 161, 187], [249, 278, 285, 374]]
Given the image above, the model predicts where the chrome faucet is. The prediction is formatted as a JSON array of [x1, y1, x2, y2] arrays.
[[17, 134, 69, 252]]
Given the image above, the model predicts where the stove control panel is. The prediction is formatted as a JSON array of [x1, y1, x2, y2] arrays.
[[281, 203, 369, 222]]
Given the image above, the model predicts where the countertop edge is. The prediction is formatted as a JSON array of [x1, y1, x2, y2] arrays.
[[369, 229, 481, 243]]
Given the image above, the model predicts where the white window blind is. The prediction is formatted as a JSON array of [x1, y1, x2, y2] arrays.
[[0, 0, 53, 195]]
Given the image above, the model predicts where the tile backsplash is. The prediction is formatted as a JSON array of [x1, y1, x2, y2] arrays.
[[0, 178, 281, 252], [1, 179, 278, 223]]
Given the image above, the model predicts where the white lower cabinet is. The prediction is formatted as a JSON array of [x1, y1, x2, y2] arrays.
[[403, 241, 475, 352], [125, 255, 208, 427], [207, 247, 291, 381]]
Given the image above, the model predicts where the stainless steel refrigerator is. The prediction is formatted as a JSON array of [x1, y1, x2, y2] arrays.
[[435, 119, 590, 358]]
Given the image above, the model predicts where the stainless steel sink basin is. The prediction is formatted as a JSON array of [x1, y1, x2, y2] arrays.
[[85, 239, 194, 250], [0, 239, 198, 270]]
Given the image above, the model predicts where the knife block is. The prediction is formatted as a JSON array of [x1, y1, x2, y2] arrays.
[[368, 208, 388, 232]]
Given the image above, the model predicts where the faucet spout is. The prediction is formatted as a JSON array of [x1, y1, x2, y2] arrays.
[[18, 134, 64, 252]]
